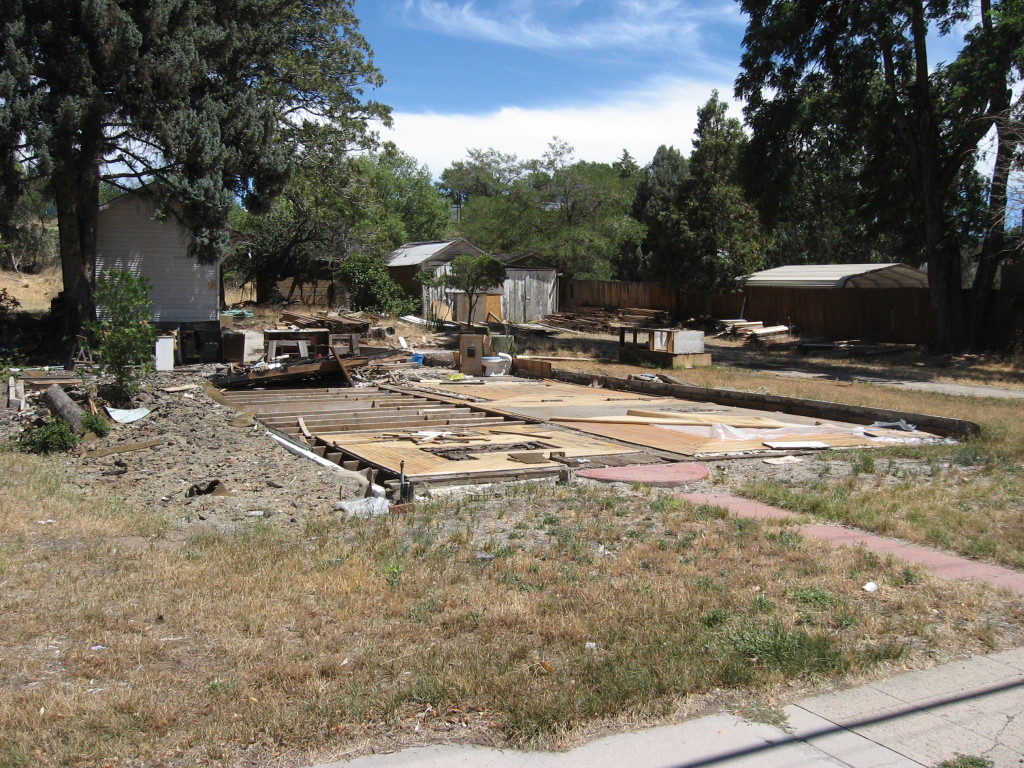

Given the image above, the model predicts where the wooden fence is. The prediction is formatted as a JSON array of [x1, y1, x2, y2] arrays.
[[741, 286, 931, 342], [560, 279, 933, 343]]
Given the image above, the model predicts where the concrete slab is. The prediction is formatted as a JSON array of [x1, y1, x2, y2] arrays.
[[842, 708, 996, 765], [868, 656, 1023, 702], [316, 715, 851, 768], [797, 686, 910, 723], [577, 463, 709, 486], [990, 647, 1024, 672], [783, 706, 922, 768]]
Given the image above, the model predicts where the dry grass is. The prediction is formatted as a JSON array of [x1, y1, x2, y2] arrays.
[[2, 266, 63, 313], [553, 355, 1024, 568], [3, 450, 1024, 768]]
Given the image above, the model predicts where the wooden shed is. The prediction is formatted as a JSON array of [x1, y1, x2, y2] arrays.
[[385, 239, 558, 323], [95, 189, 222, 324]]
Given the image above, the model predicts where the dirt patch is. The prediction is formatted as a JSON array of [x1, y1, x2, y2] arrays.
[[2, 369, 364, 533]]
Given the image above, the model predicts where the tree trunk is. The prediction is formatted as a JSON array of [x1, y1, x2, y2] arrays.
[[52, 126, 102, 345], [255, 271, 277, 304], [43, 384, 86, 434], [969, 92, 1014, 352], [906, 0, 965, 353], [965, 0, 1010, 351]]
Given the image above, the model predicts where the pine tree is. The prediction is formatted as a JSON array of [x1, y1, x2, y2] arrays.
[[0, 0, 388, 340]]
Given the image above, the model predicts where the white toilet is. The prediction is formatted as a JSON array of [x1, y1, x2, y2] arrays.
[[480, 352, 513, 376]]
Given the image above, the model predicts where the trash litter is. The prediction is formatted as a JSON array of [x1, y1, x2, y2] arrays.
[[862, 581, 879, 593], [335, 497, 390, 519], [763, 455, 805, 465], [185, 479, 233, 497], [585, 642, 598, 651], [37, 519, 56, 525], [105, 406, 152, 424], [871, 419, 917, 432]]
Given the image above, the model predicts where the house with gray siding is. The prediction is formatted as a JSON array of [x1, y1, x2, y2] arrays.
[[95, 190, 222, 324]]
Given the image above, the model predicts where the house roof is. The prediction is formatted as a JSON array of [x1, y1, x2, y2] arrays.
[[743, 263, 929, 289], [385, 238, 484, 267]]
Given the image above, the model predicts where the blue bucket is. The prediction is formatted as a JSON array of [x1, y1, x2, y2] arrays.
[[410, 353, 424, 366]]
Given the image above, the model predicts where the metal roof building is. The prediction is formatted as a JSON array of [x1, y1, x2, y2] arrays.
[[743, 263, 929, 289], [385, 238, 485, 267]]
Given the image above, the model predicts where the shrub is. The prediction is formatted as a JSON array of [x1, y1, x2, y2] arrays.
[[81, 412, 111, 437], [0, 287, 20, 323], [18, 420, 81, 454], [336, 254, 418, 315], [86, 270, 157, 403]]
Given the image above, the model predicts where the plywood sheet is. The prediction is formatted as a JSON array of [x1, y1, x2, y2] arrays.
[[417, 380, 649, 405], [561, 421, 885, 456], [552, 411, 793, 428], [318, 425, 644, 478]]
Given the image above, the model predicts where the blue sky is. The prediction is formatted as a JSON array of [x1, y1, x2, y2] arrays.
[[356, 0, 748, 177], [356, 1, 978, 179]]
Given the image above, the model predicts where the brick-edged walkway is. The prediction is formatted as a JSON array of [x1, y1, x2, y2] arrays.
[[680, 492, 1024, 596]]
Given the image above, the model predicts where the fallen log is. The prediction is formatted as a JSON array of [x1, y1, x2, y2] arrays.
[[44, 384, 86, 434]]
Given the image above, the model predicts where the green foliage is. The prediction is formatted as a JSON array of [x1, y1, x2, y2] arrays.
[[336, 253, 418, 315], [18, 420, 81, 454], [0, 180, 57, 274], [440, 254, 507, 321], [81, 413, 111, 438], [729, 620, 849, 675], [442, 139, 644, 278], [623, 94, 764, 292], [623, 144, 689, 280], [1, 0, 388, 335], [228, 148, 448, 304], [933, 757, 994, 768], [86, 270, 157, 403], [356, 146, 452, 248], [0, 288, 20, 323], [669, 92, 764, 292], [735, 0, 1021, 350]]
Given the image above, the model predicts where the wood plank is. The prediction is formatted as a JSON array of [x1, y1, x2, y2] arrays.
[[318, 425, 642, 478]]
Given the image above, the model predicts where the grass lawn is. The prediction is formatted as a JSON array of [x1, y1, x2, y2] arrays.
[[2, 443, 1024, 767], [553, 354, 1024, 569], [3, 320, 1024, 767]]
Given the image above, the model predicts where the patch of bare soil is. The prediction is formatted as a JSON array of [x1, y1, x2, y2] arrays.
[[2, 369, 364, 536]]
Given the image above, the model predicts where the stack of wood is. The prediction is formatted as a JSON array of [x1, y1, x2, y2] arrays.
[[715, 319, 792, 344], [279, 309, 371, 335], [538, 306, 671, 334], [617, 307, 669, 327]]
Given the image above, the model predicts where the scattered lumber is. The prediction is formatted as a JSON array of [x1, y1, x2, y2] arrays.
[[279, 309, 370, 334]]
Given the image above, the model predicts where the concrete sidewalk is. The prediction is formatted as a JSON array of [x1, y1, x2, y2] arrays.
[[313, 649, 1024, 768]]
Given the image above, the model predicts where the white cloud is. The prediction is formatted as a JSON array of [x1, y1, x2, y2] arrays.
[[401, 0, 732, 51], [377, 75, 741, 177]]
